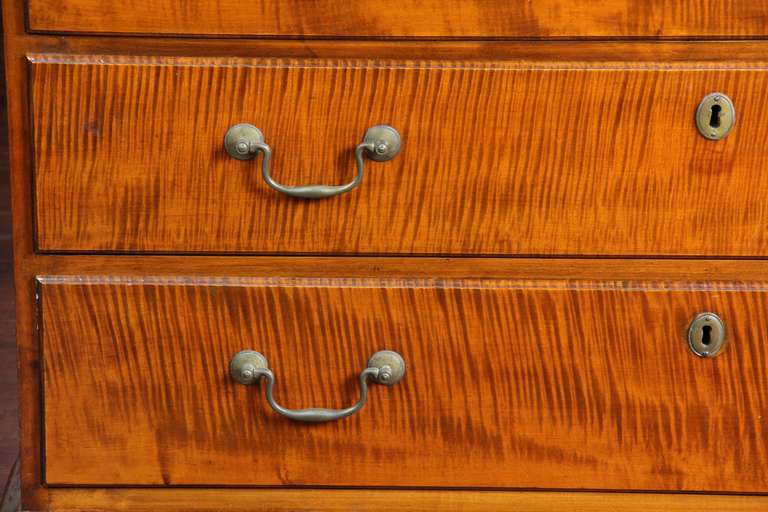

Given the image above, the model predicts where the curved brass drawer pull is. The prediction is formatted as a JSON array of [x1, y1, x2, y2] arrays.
[[224, 124, 402, 199], [229, 350, 406, 423]]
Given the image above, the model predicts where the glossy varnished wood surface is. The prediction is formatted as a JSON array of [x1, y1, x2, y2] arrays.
[[2, 3, 46, 507], [25, 0, 768, 39], [24, 13, 768, 511], [40, 488, 768, 512], [40, 277, 768, 491], [32, 55, 768, 256], [26, 38, 768, 63], [26, 256, 768, 282], [9, 0, 768, 505], [0, 40, 18, 505]]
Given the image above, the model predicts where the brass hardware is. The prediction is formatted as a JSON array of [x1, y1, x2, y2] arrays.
[[696, 93, 735, 140], [223, 123, 263, 161], [229, 349, 406, 423], [687, 312, 726, 357], [224, 124, 401, 199]]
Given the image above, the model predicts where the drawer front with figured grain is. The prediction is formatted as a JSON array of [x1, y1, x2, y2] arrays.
[[40, 276, 768, 491], [31, 55, 768, 256], [26, 0, 768, 39]]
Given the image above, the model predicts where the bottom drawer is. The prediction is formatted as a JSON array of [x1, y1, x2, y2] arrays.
[[39, 277, 768, 491]]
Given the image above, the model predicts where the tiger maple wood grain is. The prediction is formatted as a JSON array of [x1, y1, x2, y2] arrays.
[[40, 277, 768, 490], [44, 489, 768, 512], [26, 0, 768, 39], [31, 56, 768, 256]]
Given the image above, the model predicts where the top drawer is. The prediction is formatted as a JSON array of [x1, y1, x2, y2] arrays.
[[27, 0, 768, 39], [30, 55, 768, 256]]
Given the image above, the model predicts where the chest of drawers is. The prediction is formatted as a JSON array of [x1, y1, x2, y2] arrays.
[[5, 1, 768, 510]]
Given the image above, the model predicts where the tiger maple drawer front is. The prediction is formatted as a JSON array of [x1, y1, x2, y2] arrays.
[[31, 56, 768, 256], [39, 277, 768, 491], [26, 0, 768, 38]]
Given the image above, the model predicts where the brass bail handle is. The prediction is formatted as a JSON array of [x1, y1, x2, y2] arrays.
[[224, 124, 402, 199], [229, 350, 406, 423]]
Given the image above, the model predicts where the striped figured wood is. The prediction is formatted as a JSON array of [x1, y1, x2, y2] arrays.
[[40, 277, 768, 491], [32, 56, 768, 256], [26, 0, 768, 39], [41, 489, 768, 512]]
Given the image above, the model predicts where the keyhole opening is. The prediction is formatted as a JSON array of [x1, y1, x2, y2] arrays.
[[709, 104, 722, 129], [701, 325, 712, 346]]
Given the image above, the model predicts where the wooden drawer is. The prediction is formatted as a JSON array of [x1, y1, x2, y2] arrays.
[[32, 55, 768, 256], [27, 0, 768, 39], [40, 276, 768, 491]]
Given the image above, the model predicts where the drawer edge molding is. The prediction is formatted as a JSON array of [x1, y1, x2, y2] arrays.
[[44, 488, 768, 512]]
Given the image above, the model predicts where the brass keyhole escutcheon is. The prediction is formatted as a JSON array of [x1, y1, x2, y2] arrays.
[[687, 312, 726, 358], [696, 93, 735, 140]]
